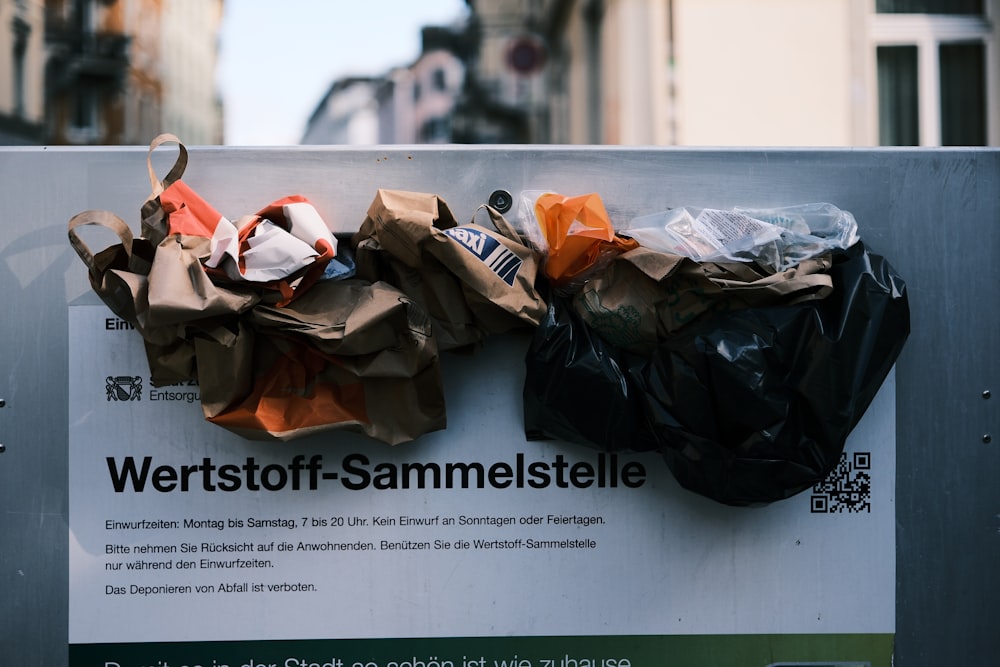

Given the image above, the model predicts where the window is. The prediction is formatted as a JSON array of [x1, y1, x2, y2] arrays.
[[432, 68, 447, 92], [70, 86, 102, 141], [939, 42, 986, 145], [872, 1, 992, 145], [12, 21, 29, 118], [877, 46, 919, 145], [420, 116, 451, 143], [876, 0, 982, 14]]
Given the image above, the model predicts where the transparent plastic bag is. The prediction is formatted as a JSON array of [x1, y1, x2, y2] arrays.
[[516, 189, 554, 255], [624, 202, 859, 272]]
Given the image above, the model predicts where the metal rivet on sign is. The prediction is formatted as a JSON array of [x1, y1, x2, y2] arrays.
[[983, 390, 992, 400], [488, 189, 513, 214], [984, 434, 993, 444]]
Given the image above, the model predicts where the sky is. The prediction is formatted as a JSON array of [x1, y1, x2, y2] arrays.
[[217, 1, 469, 146]]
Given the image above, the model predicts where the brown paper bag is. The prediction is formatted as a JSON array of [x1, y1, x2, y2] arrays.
[[147, 234, 258, 328], [198, 279, 446, 445], [68, 209, 171, 343], [68, 209, 257, 384], [68, 210, 195, 383], [251, 279, 435, 370], [353, 189, 547, 351], [574, 247, 833, 352], [140, 133, 189, 246]]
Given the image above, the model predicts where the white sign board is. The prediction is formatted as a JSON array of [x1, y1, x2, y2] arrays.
[[69, 304, 895, 666]]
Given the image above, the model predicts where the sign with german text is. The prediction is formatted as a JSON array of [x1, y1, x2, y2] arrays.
[[69, 304, 895, 666]]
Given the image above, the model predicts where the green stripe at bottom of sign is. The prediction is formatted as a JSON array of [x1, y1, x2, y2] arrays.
[[70, 634, 893, 667]]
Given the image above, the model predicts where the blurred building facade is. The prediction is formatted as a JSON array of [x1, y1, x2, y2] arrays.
[[157, 0, 224, 145], [0, 0, 223, 145], [302, 28, 466, 146], [0, 0, 47, 144], [301, 77, 382, 145], [470, 0, 999, 146], [409, 40, 466, 143], [450, 0, 547, 143]]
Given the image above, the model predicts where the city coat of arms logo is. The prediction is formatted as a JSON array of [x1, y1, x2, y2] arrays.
[[106, 376, 142, 402]]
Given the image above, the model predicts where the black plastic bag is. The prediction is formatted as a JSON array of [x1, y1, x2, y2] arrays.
[[523, 297, 657, 452], [524, 241, 909, 505]]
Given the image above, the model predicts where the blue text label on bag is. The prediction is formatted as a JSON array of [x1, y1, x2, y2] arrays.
[[444, 227, 522, 286]]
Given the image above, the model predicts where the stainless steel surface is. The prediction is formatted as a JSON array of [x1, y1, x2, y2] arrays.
[[0, 145, 997, 665]]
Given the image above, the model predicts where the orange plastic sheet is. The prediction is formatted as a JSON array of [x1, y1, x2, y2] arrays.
[[534, 192, 638, 286]]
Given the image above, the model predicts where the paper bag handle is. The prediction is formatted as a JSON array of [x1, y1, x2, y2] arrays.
[[146, 133, 188, 197], [474, 204, 523, 245], [67, 210, 134, 273]]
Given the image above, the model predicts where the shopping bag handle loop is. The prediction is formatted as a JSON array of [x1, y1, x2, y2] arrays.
[[473, 204, 523, 245], [67, 210, 134, 274], [146, 133, 188, 197]]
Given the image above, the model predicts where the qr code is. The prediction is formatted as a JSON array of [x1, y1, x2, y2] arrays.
[[811, 451, 871, 513]]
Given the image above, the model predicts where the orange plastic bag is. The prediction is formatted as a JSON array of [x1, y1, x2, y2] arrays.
[[533, 192, 638, 287]]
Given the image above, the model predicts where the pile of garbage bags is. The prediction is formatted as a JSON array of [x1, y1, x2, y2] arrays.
[[520, 192, 909, 505], [68, 135, 909, 505]]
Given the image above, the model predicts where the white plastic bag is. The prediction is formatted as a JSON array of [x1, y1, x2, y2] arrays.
[[624, 202, 859, 272]]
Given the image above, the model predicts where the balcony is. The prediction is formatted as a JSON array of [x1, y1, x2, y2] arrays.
[[45, 23, 130, 92]]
